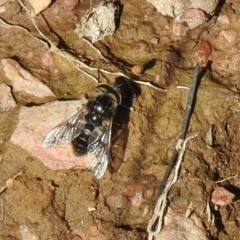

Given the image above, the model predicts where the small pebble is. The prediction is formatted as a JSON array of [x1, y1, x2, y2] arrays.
[[88, 207, 96, 212], [144, 188, 155, 199], [131, 65, 143, 75], [195, 41, 212, 66], [211, 186, 235, 206], [217, 14, 230, 24], [88, 225, 98, 235], [123, 184, 144, 206], [141, 205, 150, 218], [140, 174, 156, 184], [123, 184, 142, 197], [171, 20, 187, 37], [129, 191, 143, 206], [151, 37, 159, 45]]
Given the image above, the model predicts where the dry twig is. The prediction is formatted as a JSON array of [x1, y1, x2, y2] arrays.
[[147, 133, 199, 239], [82, 37, 109, 62], [215, 172, 239, 183], [155, 65, 200, 199]]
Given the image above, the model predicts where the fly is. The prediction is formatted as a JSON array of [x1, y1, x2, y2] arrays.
[[42, 78, 133, 179]]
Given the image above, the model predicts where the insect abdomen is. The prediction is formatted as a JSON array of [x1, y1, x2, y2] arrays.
[[72, 124, 94, 154]]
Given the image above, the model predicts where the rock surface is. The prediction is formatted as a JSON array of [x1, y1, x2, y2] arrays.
[[147, 0, 218, 29], [28, 0, 52, 15], [0, 83, 17, 112], [1, 58, 56, 105], [211, 186, 235, 206], [155, 209, 210, 240], [10, 98, 90, 170], [1, 0, 240, 239]]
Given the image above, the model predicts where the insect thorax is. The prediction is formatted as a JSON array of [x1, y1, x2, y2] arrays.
[[88, 95, 117, 124]]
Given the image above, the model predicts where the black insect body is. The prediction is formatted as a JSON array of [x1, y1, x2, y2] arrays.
[[42, 79, 131, 179], [72, 123, 94, 154], [72, 91, 119, 154]]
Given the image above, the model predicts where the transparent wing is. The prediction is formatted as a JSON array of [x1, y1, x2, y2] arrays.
[[87, 119, 113, 179], [42, 105, 88, 147]]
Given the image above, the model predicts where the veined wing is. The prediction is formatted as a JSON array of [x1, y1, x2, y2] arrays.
[[42, 105, 88, 147], [87, 119, 113, 179]]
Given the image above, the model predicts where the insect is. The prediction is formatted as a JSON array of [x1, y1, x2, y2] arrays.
[[42, 78, 133, 179]]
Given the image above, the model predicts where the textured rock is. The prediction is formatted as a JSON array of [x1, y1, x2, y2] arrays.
[[211, 186, 235, 206], [0, 83, 17, 112], [75, 2, 118, 43], [10, 99, 90, 170], [155, 209, 210, 240], [19, 225, 39, 240], [195, 41, 212, 66], [63, 0, 79, 10], [28, 0, 52, 15], [123, 184, 144, 206], [1, 58, 56, 105], [147, 0, 218, 29]]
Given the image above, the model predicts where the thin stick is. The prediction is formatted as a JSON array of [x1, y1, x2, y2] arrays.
[[129, 79, 169, 91], [147, 133, 199, 239], [82, 37, 109, 62], [206, 200, 215, 225], [215, 172, 239, 183], [0, 192, 4, 221], [155, 64, 200, 202], [98, 69, 168, 91]]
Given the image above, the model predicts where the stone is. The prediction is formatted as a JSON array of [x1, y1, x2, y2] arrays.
[[19, 224, 39, 240], [195, 41, 212, 66], [155, 209, 210, 240], [146, 0, 218, 29], [140, 174, 157, 184], [1, 58, 56, 105], [123, 184, 144, 206], [10, 98, 90, 170], [28, 0, 52, 15], [211, 186, 235, 206], [0, 83, 17, 112]]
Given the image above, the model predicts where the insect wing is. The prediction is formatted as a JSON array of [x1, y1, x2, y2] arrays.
[[42, 105, 88, 147], [87, 119, 113, 179]]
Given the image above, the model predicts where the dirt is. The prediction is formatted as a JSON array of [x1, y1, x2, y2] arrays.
[[1, 0, 240, 239]]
